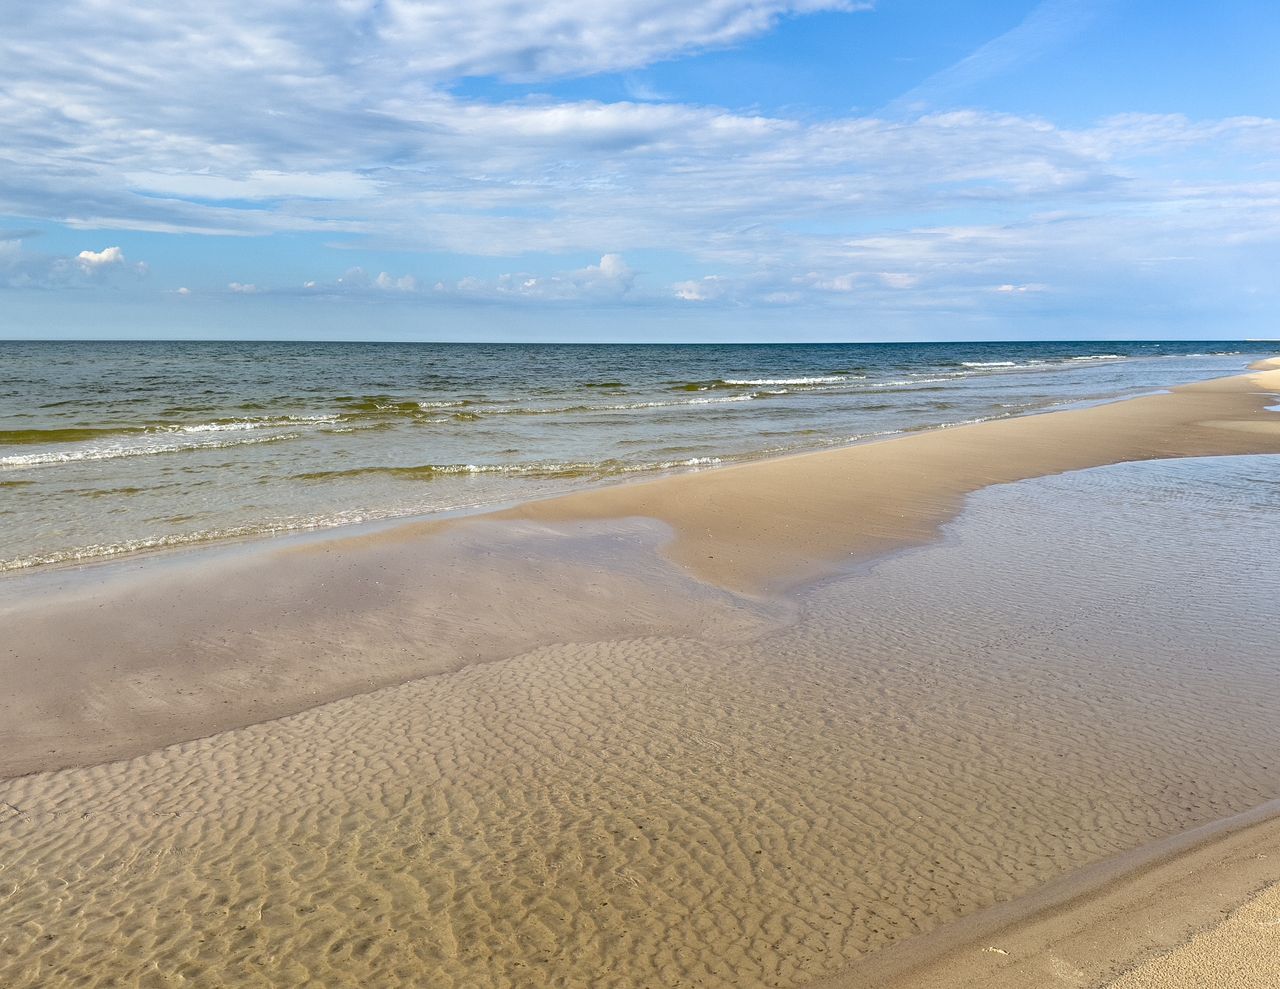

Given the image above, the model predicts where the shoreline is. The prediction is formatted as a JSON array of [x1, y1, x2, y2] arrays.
[[4, 452, 1279, 985], [813, 795, 1280, 988], [2, 359, 1278, 779], [489, 357, 1280, 594], [2, 357, 1279, 987], [0, 352, 1264, 584]]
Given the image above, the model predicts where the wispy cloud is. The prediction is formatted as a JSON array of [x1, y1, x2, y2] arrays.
[[0, 0, 1277, 324], [374, 0, 865, 80], [887, 0, 1108, 114], [622, 76, 673, 102]]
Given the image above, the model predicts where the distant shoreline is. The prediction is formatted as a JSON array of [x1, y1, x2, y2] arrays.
[[4, 337, 1278, 345]]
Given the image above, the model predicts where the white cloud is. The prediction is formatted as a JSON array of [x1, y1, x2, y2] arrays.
[[582, 253, 634, 290], [995, 282, 1048, 293], [290, 266, 421, 295], [76, 245, 148, 277], [76, 246, 126, 268], [0, 0, 1277, 319], [331, 266, 419, 292], [797, 272, 859, 293], [175, 286, 191, 295], [444, 254, 635, 301], [336, 267, 372, 289], [375, 1, 863, 80], [674, 275, 727, 302], [228, 281, 258, 293], [0, 238, 148, 288], [374, 271, 419, 291]]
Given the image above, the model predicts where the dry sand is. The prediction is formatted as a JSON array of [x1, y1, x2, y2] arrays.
[[1107, 880, 1280, 989], [828, 798, 1280, 989], [1, 359, 1279, 988]]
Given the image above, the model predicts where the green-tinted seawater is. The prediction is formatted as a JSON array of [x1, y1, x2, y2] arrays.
[[0, 340, 1267, 571]]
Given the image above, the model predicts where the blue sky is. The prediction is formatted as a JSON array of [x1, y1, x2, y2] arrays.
[[1, 0, 1277, 341]]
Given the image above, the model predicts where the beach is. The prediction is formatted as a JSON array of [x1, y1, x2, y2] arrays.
[[2, 356, 1279, 987], [1, 342, 1258, 576]]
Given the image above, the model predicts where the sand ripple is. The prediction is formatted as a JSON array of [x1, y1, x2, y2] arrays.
[[2, 456, 1279, 988]]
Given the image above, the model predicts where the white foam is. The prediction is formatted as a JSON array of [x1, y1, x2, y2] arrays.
[[868, 376, 959, 388], [722, 376, 845, 386], [624, 456, 722, 471], [582, 394, 765, 412], [0, 510, 377, 572], [419, 457, 725, 476], [0, 432, 300, 468], [171, 415, 337, 434]]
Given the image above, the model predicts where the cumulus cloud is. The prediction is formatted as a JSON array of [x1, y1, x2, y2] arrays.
[[0, 238, 148, 288], [227, 281, 258, 293], [374, 271, 419, 291], [74, 245, 149, 278], [312, 266, 421, 293], [76, 245, 126, 268]]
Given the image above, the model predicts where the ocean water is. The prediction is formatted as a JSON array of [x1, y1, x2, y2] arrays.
[[0, 339, 1266, 572]]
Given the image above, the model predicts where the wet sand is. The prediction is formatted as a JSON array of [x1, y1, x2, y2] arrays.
[[1108, 881, 1280, 989], [1, 360, 1279, 987], [843, 802, 1280, 988], [4, 359, 1279, 779], [491, 356, 1280, 593]]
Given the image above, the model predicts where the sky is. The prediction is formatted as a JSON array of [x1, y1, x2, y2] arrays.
[[1, 0, 1277, 342]]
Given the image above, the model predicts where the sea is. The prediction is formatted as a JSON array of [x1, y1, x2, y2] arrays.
[[0, 340, 1269, 573]]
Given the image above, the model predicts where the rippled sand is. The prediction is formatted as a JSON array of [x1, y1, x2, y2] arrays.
[[3, 456, 1279, 988]]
